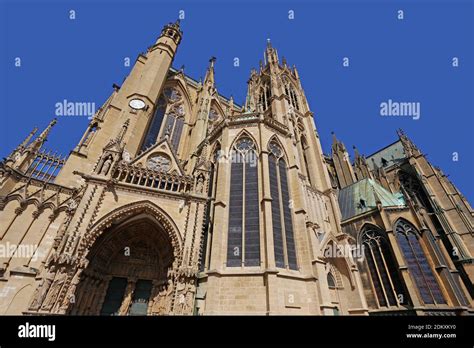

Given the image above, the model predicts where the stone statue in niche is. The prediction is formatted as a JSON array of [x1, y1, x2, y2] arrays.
[[58, 268, 83, 313], [151, 278, 174, 315], [196, 176, 204, 194], [100, 156, 113, 175], [28, 265, 57, 310], [41, 266, 67, 311], [175, 281, 194, 314]]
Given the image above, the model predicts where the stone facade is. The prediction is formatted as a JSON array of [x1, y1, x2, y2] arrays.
[[0, 20, 472, 316]]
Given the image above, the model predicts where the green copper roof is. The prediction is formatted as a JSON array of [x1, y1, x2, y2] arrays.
[[366, 140, 406, 170], [338, 178, 406, 221]]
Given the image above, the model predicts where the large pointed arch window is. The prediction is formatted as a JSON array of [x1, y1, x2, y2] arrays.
[[361, 226, 407, 307], [395, 220, 446, 305], [268, 140, 297, 270], [227, 137, 260, 267], [141, 96, 167, 152], [140, 87, 185, 153]]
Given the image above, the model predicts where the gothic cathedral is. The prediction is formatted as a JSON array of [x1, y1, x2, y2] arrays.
[[0, 21, 472, 316]]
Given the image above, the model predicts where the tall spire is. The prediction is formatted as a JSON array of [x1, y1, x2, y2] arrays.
[[264, 38, 279, 66]]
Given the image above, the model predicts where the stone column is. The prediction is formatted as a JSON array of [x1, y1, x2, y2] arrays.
[[118, 278, 136, 315]]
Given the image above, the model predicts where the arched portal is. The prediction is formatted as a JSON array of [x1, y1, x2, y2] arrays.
[[70, 213, 177, 315]]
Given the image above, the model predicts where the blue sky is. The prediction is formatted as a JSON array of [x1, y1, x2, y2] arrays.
[[1, 0, 473, 200]]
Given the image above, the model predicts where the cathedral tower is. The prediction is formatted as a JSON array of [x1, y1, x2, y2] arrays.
[[198, 40, 367, 315]]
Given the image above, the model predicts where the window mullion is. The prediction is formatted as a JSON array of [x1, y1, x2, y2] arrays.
[[377, 241, 400, 307], [406, 232, 437, 305], [369, 244, 390, 307]]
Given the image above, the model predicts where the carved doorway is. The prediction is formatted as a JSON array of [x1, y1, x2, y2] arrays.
[[70, 215, 175, 315]]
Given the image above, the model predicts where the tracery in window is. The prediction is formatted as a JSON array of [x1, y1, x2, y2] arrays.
[[395, 220, 446, 305], [361, 226, 407, 308], [227, 136, 260, 267], [283, 76, 300, 111], [141, 87, 185, 153]]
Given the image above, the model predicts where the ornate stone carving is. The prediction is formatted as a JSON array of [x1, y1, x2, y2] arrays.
[[41, 267, 67, 311], [100, 156, 113, 175], [28, 266, 57, 311]]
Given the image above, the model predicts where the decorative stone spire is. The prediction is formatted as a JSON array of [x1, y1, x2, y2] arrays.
[[204, 56, 216, 86], [29, 118, 57, 150], [19, 127, 38, 148], [6, 127, 38, 164], [264, 38, 279, 66], [397, 128, 421, 157], [353, 145, 372, 180], [37, 118, 57, 142], [244, 81, 256, 113], [117, 119, 130, 143]]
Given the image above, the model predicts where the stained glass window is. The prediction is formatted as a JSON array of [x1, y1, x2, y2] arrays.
[[362, 227, 407, 308], [227, 137, 260, 267], [141, 87, 185, 153], [141, 97, 166, 151], [395, 220, 446, 305], [170, 116, 184, 151], [365, 247, 387, 307], [268, 140, 298, 270]]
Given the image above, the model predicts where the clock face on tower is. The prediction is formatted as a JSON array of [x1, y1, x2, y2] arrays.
[[146, 154, 171, 172], [129, 98, 146, 110]]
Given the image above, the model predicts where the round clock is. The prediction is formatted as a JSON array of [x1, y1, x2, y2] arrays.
[[129, 98, 146, 110], [147, 154, 171, 172]]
